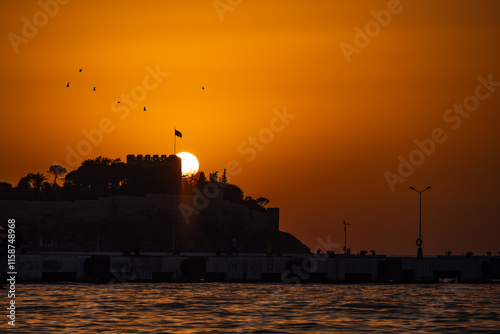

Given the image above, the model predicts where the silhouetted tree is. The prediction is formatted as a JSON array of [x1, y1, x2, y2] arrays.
[[209, 171, 218, 183], [47, 165, 67, 187], [256, 197, 270, 208], [18, 173, 47, 193], [117, 164, 147, 196], [31, 173, 47, 193], [219, 169, 228, 183], [82, 156, 121, 167], [17, 175, 32, 191], [107, 162, 128, 191], [197, 171, 207, 188], [223, 184, 244, 202], [63, 157, 125, 198], [244, 195, 266, 212], [42, 181, 51, 190], [182, 173, 199, 191], [179, 171, 208, 194], [15, 173, 47, 199]]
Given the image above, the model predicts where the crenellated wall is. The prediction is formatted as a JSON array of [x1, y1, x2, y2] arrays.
[[126, 154, 181, 169]]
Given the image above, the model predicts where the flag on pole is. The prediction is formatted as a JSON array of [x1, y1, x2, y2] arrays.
[[175, 129, 182, 138]]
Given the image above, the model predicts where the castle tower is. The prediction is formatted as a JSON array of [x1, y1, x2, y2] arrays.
[[126, 154, 182, 194]]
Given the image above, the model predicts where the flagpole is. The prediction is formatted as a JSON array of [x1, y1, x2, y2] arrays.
[[172, 127, 176, 256]]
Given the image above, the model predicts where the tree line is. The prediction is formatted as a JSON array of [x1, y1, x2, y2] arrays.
[[0, 157, 270, 210], [181, 169, 270, 212]]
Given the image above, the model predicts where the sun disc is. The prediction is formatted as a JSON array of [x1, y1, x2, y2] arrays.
[[176, 152, 199, 175]]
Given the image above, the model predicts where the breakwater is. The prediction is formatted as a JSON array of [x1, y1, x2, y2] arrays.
[[12, 252, 500, 283]]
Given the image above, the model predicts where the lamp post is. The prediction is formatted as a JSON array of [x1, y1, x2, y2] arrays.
[[409, 186, 431, 258], [343, 220, 350, 254]]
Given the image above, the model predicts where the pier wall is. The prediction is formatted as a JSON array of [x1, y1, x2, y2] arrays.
[[13, 253, 500, 283]]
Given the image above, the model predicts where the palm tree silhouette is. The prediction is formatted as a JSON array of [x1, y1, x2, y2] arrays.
[[29, 173, 47, 193], [47, 165, 67, 187]]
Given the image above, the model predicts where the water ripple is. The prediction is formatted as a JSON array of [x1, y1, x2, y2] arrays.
[[9, 283, 500, 333]]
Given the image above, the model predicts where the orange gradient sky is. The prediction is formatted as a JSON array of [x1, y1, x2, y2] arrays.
[[1, 0, 500, 255]]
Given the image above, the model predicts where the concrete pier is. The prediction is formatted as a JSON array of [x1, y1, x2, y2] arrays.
[[12, 252, 500, 283]]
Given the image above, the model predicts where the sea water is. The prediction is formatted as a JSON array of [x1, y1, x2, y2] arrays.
[[6, 282, 500, 333]]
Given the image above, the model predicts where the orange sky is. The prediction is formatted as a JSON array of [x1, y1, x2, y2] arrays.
[[1, 0, 499, 255]]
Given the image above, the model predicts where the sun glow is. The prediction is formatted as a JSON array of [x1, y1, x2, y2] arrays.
[[176, 152, 200, 176]]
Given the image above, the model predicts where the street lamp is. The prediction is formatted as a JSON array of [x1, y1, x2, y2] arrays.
[[409, 186, 431, 258], [343, 220, 350, 254]]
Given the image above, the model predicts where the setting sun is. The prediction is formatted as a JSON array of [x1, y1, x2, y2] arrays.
[[176, 152, 199, 176]]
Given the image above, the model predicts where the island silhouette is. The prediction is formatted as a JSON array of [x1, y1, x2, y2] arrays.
[[0, 155, 310, 255]]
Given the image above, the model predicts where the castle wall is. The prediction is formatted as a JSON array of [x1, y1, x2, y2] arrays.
[[222, 199, 279, 232], [0, 195, 193, 222], [0, 198, 115, 222], [0, 193, 279, 251]]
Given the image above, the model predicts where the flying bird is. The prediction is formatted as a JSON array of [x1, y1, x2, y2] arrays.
[[202, 86, 204, 90], [143, 107, 147, 111], [117, 101, 120, 103], [66, 82, 70, 87], [79, 69, 82, 72], [93, 87, 96, 91]]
